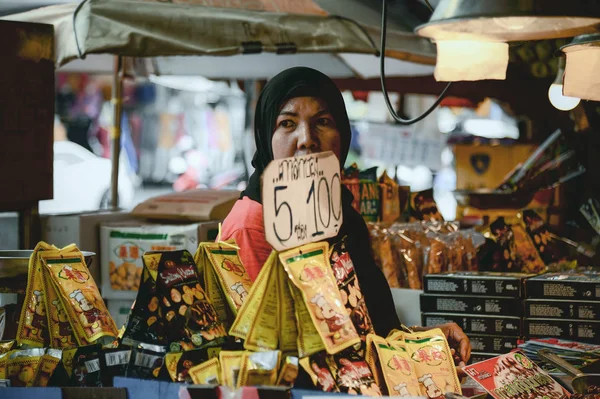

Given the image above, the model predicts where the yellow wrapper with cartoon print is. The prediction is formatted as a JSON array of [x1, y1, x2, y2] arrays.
[[366, 334, 420, 397], [7, 348, 44, 387], [220, 350, 244, 389], [279, 243, 360, 355], [276, 356, 299, 386], [189, 357, 221, 385], [203, 242, 253, 314], [42, 253, 118, 345], [229, 251, 279, 351], [299, 352, 339, 392], [401, 328, 462, 397], [288, 280, 325, 357], [0, 351, 9, 380], [32, 349, 62, 387], [42, 261, 77, 349], [17, 241, 56, 347], [194, 246, 233, 330], [277, 258, 298, 354], [238, 350, 280, 387]]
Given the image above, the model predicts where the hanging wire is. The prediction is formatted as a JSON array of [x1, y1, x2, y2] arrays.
[[380, 0, 452, 125], [423, 0, 434, 12]]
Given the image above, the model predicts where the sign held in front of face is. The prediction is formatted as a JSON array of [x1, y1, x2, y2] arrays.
[[262, 152, 343, 251]]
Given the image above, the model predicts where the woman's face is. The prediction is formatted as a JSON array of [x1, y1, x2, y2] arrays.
[[271, 96, 342, 161]]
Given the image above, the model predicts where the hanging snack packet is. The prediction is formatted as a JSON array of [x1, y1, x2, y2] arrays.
[[69, 345, 104, 387], [288, 280, 326, 357], [327, 348, 382, 396], [219, 350, 244, 389], [126, 343, 166, 380], [101, 347, 131, 387], [403, 328, 462, 397], [195, 245, 234, 329], [42, 252, 118, 345], [329, 237, 375, 341], [425, 233, 447, 275], [32, 349, 62, 387], [189, 357, 220, 385], [371, 225, 402, 288], [276, 356, 299, 387], [300, 352, 339, 392], [410, 189, 444, 222], [280, 243, 360, 355], [511, 223, 546, 274], [359, 167, 381, 222], [177, 347, 220, 383], [0, 340, 14, 354], [342, 163, 361, 213], [380, 172, 401, 223], [17, 241, 55, 347], [521, 209, 566, 266], [487, 217, 520, 272], [148, 250, 226, 351], [238, 350, 281, 387], [366, 334, 420, 397], [277, 258, 299, 355], [203, 242, 253, 315], [41, 261, 77, 349], [121, 259, 167, 347], [7, 348, 44, 387], [229, 251, 279, 351], [0, 351, 8, 382]]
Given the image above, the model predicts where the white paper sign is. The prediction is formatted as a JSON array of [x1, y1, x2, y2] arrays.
[[262, 152, 343, 251]]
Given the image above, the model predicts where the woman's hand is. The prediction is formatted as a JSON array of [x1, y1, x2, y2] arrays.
[[414, 322, 471, 366]]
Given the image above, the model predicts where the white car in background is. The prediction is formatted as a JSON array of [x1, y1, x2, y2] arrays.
[[39, 140, 135, 214]]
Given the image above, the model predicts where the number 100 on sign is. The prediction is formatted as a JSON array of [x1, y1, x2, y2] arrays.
[[262, 152, 343, 251]]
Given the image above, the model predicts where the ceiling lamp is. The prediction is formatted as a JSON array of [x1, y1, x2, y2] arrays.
[[415, 0, 600, 82], [561, 34, 600, 102]]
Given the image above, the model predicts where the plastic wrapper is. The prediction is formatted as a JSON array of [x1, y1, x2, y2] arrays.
[[358, 167, 381, 222], [219, 350, 243, 389], [410, 189, 444, 222], [125, 343, 166, 380], [342, 163, 361, 213], [521, 209, 568, 266], [41, 257, 77, 349], [169, 347, 219, 383], [393, 228, 425, 289], [379, 171, 401, 223], [69, 345, 104, 387], [300, 351, 339, 392], [371, 225, 403, 289], [327, 348, 382, 396], [280, 243, 360, 355], [189, 357, 220, 385], [101, 347, 131, 386], [276, 356, 298, 386], [511, 223, 546, 274], [238, 350, 280, 387], [7, 348, 44, 387], [0, 340, 14, 354]]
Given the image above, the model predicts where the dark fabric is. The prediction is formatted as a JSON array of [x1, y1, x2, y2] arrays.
[[242, 66, 352, 203]]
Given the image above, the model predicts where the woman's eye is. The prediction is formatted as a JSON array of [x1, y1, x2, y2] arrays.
[[279, 120, 295, 128], [317, 118, 331, 126]]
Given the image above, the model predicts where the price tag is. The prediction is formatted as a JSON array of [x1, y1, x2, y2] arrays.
[[262, 152, 343, 251]]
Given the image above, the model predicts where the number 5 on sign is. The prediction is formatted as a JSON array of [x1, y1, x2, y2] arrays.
[[262, 152, 343, 251]]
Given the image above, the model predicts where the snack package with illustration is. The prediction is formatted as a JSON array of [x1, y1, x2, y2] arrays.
[[189, 357, 220, 385], [300, 351, 339, 392], [358, 167, 381, 222], [329, 237, 375, 342], [101, 347, 131, 386], [166, 347, 221, 383], [238, 350, 281, 387], [393, 227, 427, 289], [6, 348, 45, 387], [219, 350, 244, 389], [32, 348, 62, 387], [276, 356, 299, 386], [379, 171, 402, 223], [69, 345, 104, 387], [280, 243, 360, 355], [410, 189, 444, 222], [125, 343, 166, 380], [341, 163, 361, 214], [327, 347, 382, 396]]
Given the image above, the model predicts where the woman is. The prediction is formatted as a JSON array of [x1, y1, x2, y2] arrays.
[[221, 67, 470, 365]]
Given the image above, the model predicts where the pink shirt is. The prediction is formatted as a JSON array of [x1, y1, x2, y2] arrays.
[[220, 197, 273, 281]]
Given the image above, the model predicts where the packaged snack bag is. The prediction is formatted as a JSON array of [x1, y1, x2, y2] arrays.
[[238, 350, 281, 387], [7, 348, 44, 387], [189, 357, 220, 385], [172, 347, 220, 383], [487, 217, 520, 272], [329, 237, 375, 341], [0, 340, 14, 354], [521, 209, 566, 265], [101, 347, 131, 387], [403, 328, 462, 397], [370, 225, 402, 288], [219, 350, 244, 389], [300, 352, 339, 392], [42, 262, 77, 349], [148, 250, 226, 351], [277, 258, 299, 354], [342, 163, 361, 213], [17, 242, 55, 347], [328, 348, 382, 396], [32, 349, 62, 387], [288, 279, 326, 357], [126, 343, 166, 380], [229, 251, 279, 351], [511, 224, 546, 274], [69, 345, 104, 387], [393, 231, 424, 289], [0, 351, 8, 381], [380, 172, 401, 223], [276, 356, 298, 386], [359, 167, 381, 222], [42, 252, 118, 345], [410, 189, 443, 222], [425, 233, 447, 275], [366, 334, 420, 397], [195, 245, 234, 329], [280, 243, 360, 355], [203, 242, 253, 315]]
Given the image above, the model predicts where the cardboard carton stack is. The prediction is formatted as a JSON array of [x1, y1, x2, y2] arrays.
[[524, 271, 600, 344], [420, 271, 534, 363]]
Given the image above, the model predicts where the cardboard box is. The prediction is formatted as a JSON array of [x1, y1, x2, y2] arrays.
[[468, 334, 520, 354], [524, 318, 600, 344], [454, 144, 535, 190], [420, 294, 523, 316], [100, 220, 220, 300], [422, 313, 522, 336], [525, 271, 600, 300], [40, 211, 135, 283], [524, 299, 600, 320], [423, 272, 534, 298], [107, 299, 135, 330]]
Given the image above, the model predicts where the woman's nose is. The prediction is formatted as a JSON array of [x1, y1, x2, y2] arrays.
[[297, 124, 319, 152]]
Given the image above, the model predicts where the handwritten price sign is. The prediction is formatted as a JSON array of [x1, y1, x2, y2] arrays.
[[262, 152, 343, 251]]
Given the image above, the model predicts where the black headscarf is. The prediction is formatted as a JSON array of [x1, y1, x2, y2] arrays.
[[242, 67, 352, 203], [241, 67, 401, 340]]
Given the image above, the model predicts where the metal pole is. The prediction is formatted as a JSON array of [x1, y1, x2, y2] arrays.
[[111, 56, 124, 209], [18, 203, 40, 250]]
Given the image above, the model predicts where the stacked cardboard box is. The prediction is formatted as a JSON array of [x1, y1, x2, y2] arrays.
[[524, 271, 600, 344], [421, 272, 534, 363]]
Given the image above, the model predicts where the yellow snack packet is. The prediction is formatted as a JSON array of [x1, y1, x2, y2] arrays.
[[288, 280, 325, 357], [61, 346, 78, 379], [299, 352, 339, 392], [219, 350, 244, 389], [17, 241, 55, 347], [276, 356, 299, 387], [402, 328, 462, 397], [189, 357, 220, 385], [33, 349, 62, 387], [42, 252, 118, 345], [42, 262, 77, 349], [280, 243, 360, 355], [195, 246, 232, 329], [7, 348, 44, 387], [0, 351, 9, 381], [204, 242, 253, 313], [229, 251, 279, 351], [164, 351, 183, 382], [379, 171, 401, 223], [277, 258, 298, 354], [238, 350, 280, 387], [0, 341, 15, 354], [366, 334, 420, 397]]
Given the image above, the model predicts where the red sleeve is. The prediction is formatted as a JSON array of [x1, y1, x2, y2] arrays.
[[224, 227, 272, 282]]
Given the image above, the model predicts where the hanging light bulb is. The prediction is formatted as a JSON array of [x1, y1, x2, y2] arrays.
[[561, 33, 600, 102], [548, 57, 581, 111]]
